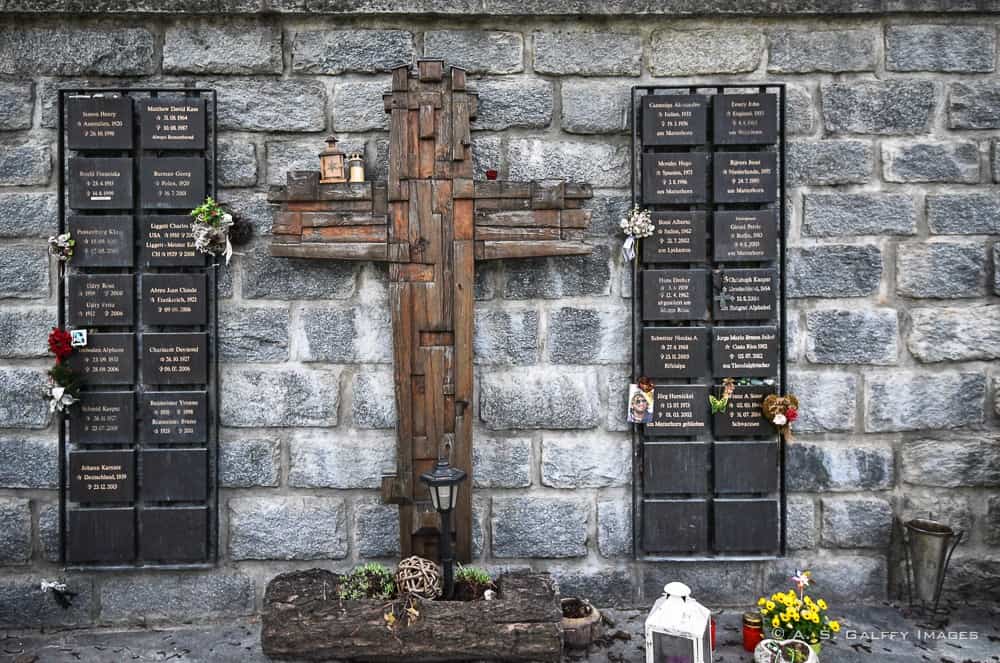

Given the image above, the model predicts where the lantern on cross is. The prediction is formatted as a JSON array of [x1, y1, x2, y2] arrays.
[[645, 582, 713, 663], [318, 135, 346, 183]]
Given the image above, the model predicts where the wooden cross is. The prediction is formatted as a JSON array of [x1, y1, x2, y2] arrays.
[[269, 59, 594, 561]]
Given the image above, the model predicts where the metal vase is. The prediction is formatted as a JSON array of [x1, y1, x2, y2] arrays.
[[904, 519, 964, 614]]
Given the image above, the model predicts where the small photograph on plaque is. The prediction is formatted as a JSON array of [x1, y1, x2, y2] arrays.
[[142, 273, 208, 327], [713, 93, 778, 145], [140, 158, 206, 210], [641, 152, 709, 205], [713, 269, 778, 320], [141, 391, 208, 444], [68, 274, 134, 327], [642, 211, 707, 264], [645, 384, 710, 438], [713, 384, 774, 437], [642, 269, 708, 321], [141, 216, 207, 267], [138, 98, 207, 150], [712, 326, 779, 377], [642, 95, 709, 146], [713, 210, 778, 263], [69, 391, 134, 445], [642, 327, 709, 378], [66, 96, 133, 150], [69, 333, 135, 385], [67, 215, 134, 268], [69, 450, 135, 504], [713, 152, 777, 204], [66, 507, 135, 563], [142, 332, 208, 385], [68, 157, 133, 210]]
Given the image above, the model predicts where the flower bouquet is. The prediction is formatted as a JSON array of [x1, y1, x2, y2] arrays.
[[756, 570, 840, 656], [48, 232, 75, 262], [762, 393, 799, 442], [619, 205, 654, 261], [190, 197, 235, 264], [45, 328, 80, 413]]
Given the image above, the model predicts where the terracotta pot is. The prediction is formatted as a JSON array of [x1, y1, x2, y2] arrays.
[[754, 638, 820, 663], [561, 598, 602, 650]]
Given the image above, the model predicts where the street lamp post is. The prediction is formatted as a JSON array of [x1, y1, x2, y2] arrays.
[[419, 458, 467, 599]]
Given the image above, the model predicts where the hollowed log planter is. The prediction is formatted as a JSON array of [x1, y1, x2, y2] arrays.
[[262, 569, 563, 662]]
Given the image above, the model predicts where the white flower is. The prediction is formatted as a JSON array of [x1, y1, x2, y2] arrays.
[[773, 413, 787, 426]]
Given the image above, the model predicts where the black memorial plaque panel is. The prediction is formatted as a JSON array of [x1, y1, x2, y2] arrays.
[[713, 93, 778, 145], [141, 216, 206, 267], [140, 158, 206, 209], [642, 327, 709, 378], [712, 326, 779, 377], [714, 441, 778, 494], [642, 269, 708, 321], [67, 215, 134, 268], [643, 443, 710, 494], [713, 268, 777, 321], [138, 98, 207, 150], [70, 333, 135, 385], [642, 211, 707, 263], [713, 384, 774, 437], [714, 152, 777, 204], [69, 391, 134, 445], [142, 273, 208, 326], [641, 152, 709, 205], [141, 507, 208, 562], [141, 391, 208, 444], [642, 95, 708, 146], [713, 210, 777, 262], [68, 274, 134, 327], [714, 499, 779, 553], [142, 332, 208, 385], [643, 499, 708, 553], [69, 450, 135, 504], [141, 449, 208, 502], [66, 507, 135, 563], [646, 384, 710, 438], [68, 157, 133, 210], [66, 96, 133, 150]]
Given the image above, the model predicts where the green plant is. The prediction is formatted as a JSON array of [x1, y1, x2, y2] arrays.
[[337, 563, 396, 600], [455, 566, 492, 585]]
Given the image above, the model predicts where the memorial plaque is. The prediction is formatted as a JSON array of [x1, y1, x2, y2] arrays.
[[67, 215, 134, 268], [69, 450, 135, 504], [642, 327, 709, 378], [641, 152, 709, 205], [714, 499, 779, 553], [643, 499, 708, 553], [713, 269, 777, 320], [66, 507, 135, 563], [140, 158, 206, 209], [69, 333, 135, 385], [713, 93, 778, 145], [643, 442, 710, 494], [142, 332, 208, 385], [141, 507, 208, 562], [714, 151, 777, 204], [141, 391, 208, 444], [645, 384, 710, 438], [642, 211, 707, 264], [712, 326, 779, 377], [141, 449, 208, 502], [68, 157, 133, 210], [642, 269, 708, 321], [713, 384, 774, 437], [142, 273, 208, 326], [714, 441, 778, 494], [642, 95, 708, 146], [713, 210, 777, 262], [68, 274, 134, 327], [141, 216, 206, 267], [67, 96, 133, 150], [69, 391, 134, 445], [138, 98, 207, 150]]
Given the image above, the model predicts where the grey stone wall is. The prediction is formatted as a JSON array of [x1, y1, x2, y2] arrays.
[[0, 7, 998, 624]]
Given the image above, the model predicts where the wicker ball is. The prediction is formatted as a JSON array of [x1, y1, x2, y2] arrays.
[[228, 217, 254, 247], [395, 556, 442, 599]]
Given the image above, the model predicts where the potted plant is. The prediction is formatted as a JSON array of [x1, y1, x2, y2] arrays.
[[754, 570, 841, 659], [561, 597, 602, 650], [453, 566, 495, 601]]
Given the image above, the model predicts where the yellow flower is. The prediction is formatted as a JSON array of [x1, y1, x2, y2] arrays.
[[829, 621, 841, 633], [772, 617, 780, 628], [817, 599, 827, 610], [758, 597, 766, 607], [766, 601, 776, 611], [804, 596, 815, 607], [771, 593, 780, 602]]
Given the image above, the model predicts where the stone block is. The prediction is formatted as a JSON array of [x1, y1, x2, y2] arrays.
[[164, 22, 282, 74], [0, 27, 155, 75], [333, 81, 390, 132], [541, 432, 630, 488], [100, 574, 254, 623], [900, 493, 974, 541], [38, 503, 58, 563], [769, 29, 877, 72], [491, 496, 588, 558], [926, 193, 1000, 235], [560, 80, 630, 135], [643, 562, 762, 604], [355, 500, 400, 558], [0, 80, 32, 130], [545, 306, 629, 364], [0, 192, 57, 238], [217, 139, 258, 188], [229, 496, 348, 560], [219, 306, 289, 362], [298, 305, 392, 364], [788, 245, 882, 297], [948, 81, 1000, 129], [765, 556, 886, 601], [605, 370, 631, 433], [0, 437, 58, 488], [985, 497, 1000, 546], [887, 25, 995, 72], [219, 438, 280, 488], [896, 242, 987, 298], [508, 139, 629, 188], [480, 368, 601, 430], [552, 567, 635, 607], [821, 497, 893, 549], [500, 244, 612, 299], [786, 371, 857, 433], [217, 189, 272, 234], [901, 437, 999, 488], [0, 497, 30, 564], [424, 30, 523, 74], [472, 78, 552, 131], [822, 80, 935, 135], [865, 371, 985, 432], [0, 575, 95, 627], [882, 140, 979, 183], [352, 369, 396, 429], [0, 308, 55, 358], [650, 29, 764, 75], [213, 78, 327, 132], [0, 368, 51, 429], [288, 432, 394, 489], [787, 140, 873, 186], [0, 141, 50, 186], [908, 306, 1000, 362], [805, 309, 898, 365], [473, 308, 539, 365], [473, 436, 532, 488], [242, 245, 355, 299], [220, 366, 339, 427], [786, 443, 894, 492], [785, 83, 815, 136], [803, 193, 916, 237], [534, 31, 641, 76], [292, 29, 414, 73], [786, 496, 818, 550], [598, 498, 633, 558]]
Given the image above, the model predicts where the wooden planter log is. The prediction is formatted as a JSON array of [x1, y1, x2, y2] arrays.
[[261, 569, 563, 662]]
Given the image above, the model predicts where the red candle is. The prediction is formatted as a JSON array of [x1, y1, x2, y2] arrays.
[[485, 169, 498, 180], [710, 617, 717, 650], [743, 612, 764, 652]]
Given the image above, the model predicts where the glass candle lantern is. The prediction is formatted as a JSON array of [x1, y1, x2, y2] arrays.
[[348, 152, 365, 183], [319, 135, 346, 183], [644, 582, 713, 663], [742, 612, 764, 652]]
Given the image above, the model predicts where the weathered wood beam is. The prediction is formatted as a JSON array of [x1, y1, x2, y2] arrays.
[[476, 240, 592, 260], [271, 242, 389, 261]]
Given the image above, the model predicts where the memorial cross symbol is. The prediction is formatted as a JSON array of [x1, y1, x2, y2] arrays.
[[269, 59, 595, 560]]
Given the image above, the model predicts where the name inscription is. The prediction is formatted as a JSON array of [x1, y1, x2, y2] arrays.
[[141, 273, 208, 326], [138, 98, 207, 150], [712, 326, 779, 377], [142, 332, 208, 385], [68, 274, 134, 327], [645, 384, 710, 438], [69, 391, 134, 445], [140, 158, 206, 209], [642, 95, 708, 146], [642, 152, 709, 205], [141, 391, 208, 444], [68, 157, 133, 210], [67, 96, 133, 150]]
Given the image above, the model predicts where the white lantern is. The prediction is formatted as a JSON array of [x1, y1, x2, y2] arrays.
[[645, 582, 713, 663]]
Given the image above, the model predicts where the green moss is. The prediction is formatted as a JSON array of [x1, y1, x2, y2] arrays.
[[337, 563, 397, 600]]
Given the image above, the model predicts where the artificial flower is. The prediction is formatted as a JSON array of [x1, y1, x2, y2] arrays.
[[48, 328, 73, 363]]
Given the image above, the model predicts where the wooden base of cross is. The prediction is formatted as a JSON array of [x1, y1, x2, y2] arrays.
[[269, 59, 594, 561]]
